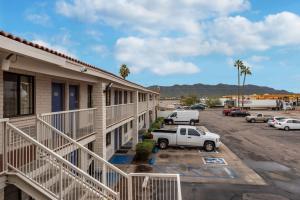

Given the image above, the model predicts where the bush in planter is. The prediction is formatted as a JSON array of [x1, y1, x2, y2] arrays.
[[135, 140, 155, 161]]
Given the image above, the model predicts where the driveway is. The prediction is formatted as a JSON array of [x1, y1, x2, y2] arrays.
[[181, 109, 300, 200]]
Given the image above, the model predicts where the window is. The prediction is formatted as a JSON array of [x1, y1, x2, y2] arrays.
[[188, 129, 200, 136], [149, 94, 152, 100], [106, 132, 111, 146], [4, 72, 34, 117], [114, 90, 119, 105], [119, 90, 122, 104], [170, 112, 177, 118], [257, 114, 262, 117], [130, 92, 133, 103], [87, 142, 94, 151], [180, 128, 186, 135], [287, 120, 293, 123], [87, 85, 93, 108], [106, 89, 111, 106], [124, 123, 128, 133], [139, 116, 141, 123], [124, 91, 128, 104], [130, 120, 133, 128]]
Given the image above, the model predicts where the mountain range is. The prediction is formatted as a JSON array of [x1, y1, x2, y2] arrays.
[[148, 83, 291, 98]]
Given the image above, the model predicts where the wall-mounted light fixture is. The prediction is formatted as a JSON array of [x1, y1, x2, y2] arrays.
[[103, 82, 113, 93], [2, 53, 14, 71], [80, 67, 87, 72]]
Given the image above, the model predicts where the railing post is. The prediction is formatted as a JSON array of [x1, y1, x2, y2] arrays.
[[176, 174, 182, 200], [73, 112, 76, 140], [128, 174, 133, 200], [36, 115, 40, 142], [3, 121, 8, 172], [59, 164, 63, 200]]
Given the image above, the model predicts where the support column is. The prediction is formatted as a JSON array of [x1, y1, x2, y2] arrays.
[[93, 81, 107, 159], [132, 91, 139, 150]]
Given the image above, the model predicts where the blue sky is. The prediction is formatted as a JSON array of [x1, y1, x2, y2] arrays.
[[0, 0, 300, 92]]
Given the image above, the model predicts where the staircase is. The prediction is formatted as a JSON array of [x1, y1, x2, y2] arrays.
[[1, 111, 182, 200], [3, 122, 118, 200]]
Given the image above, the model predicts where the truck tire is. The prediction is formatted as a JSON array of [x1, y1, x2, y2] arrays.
[[190, 120, 195, 126], [168, 120, 173, 125], [158, 140, 168, 149], [204, 141, 215, 152], [251, 119, 256, 123], [284, 126, 290, 131]]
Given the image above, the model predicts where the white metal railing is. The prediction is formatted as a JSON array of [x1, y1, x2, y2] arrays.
[[106, 104, 134, 127], [4, 122, 118, 200], [37, 117, 183, 200], [37, 117, 130, 200], [1, 118, 9, 174], [138, 102, 148, 113], [129, 173, 182, 200], [40, 108, 96, 140]]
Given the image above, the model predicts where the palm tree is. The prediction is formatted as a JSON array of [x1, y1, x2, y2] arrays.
[[119, 64, 130, 79], [234, 60, 244, 108], [241, 66, 252, 108]]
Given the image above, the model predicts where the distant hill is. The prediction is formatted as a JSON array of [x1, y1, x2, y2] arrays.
[[148, 83, 292, 98]]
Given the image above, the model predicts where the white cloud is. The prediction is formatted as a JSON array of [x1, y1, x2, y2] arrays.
[[249, 55, 270, 63], [56, 0, 250, 34], [91, 45, 109, 57], [206, 12, 300, 54], [116, 37, 200, 75], [56, 0, 300, 76], [26, 13, 51, 26], [32, 39, 76, 58], [85, 30, 103, 41]]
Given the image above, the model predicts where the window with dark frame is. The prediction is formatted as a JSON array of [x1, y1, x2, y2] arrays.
[[106, 89, 111, 106], [87, 85, 93, 108], [130, 92, 133, 103], [106, 132, 111, 146], [124, 123, 128, 133], [4, 72, 34, 118], [130, 120, 133, 128], [119, 90, 122, 104], [124, 91, 128, 104], [114, 90, 119, 105], [188, 129, 200, 136], [180, 128, 186, 135]]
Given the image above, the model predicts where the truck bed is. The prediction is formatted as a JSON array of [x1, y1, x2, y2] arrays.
[[152, 129, 177, 133]]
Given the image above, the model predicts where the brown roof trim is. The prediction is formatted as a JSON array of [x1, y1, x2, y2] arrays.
[[0, 30, 158, 94]]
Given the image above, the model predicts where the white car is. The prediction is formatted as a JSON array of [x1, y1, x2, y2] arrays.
[[274, 118, 300, 131], [267, 117, 287, 127]]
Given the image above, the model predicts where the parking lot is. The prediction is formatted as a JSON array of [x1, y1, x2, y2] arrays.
[[181, 109, 300, 200]]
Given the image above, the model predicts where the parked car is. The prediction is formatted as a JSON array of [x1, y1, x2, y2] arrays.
[[229, 110, 250, 117], [246, 113, 273, 123], [267, 117, 287, 127], [223, 108, 240, 116], [190, 103, 206, 110], [274, 118, 300, 131], [152, 125, 221, 151], [164, 110, 199, 125]]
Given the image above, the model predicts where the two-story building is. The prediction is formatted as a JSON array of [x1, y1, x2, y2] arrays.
[[0, 31, 181, 200]]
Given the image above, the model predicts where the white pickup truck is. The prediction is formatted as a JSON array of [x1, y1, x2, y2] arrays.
[[152, 125, 221, 152]]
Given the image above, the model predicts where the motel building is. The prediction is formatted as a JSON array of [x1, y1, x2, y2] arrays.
[[0, 31, 182, 200]]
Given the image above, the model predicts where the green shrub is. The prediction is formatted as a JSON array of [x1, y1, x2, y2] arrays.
[[135, 140, 155, 161]]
